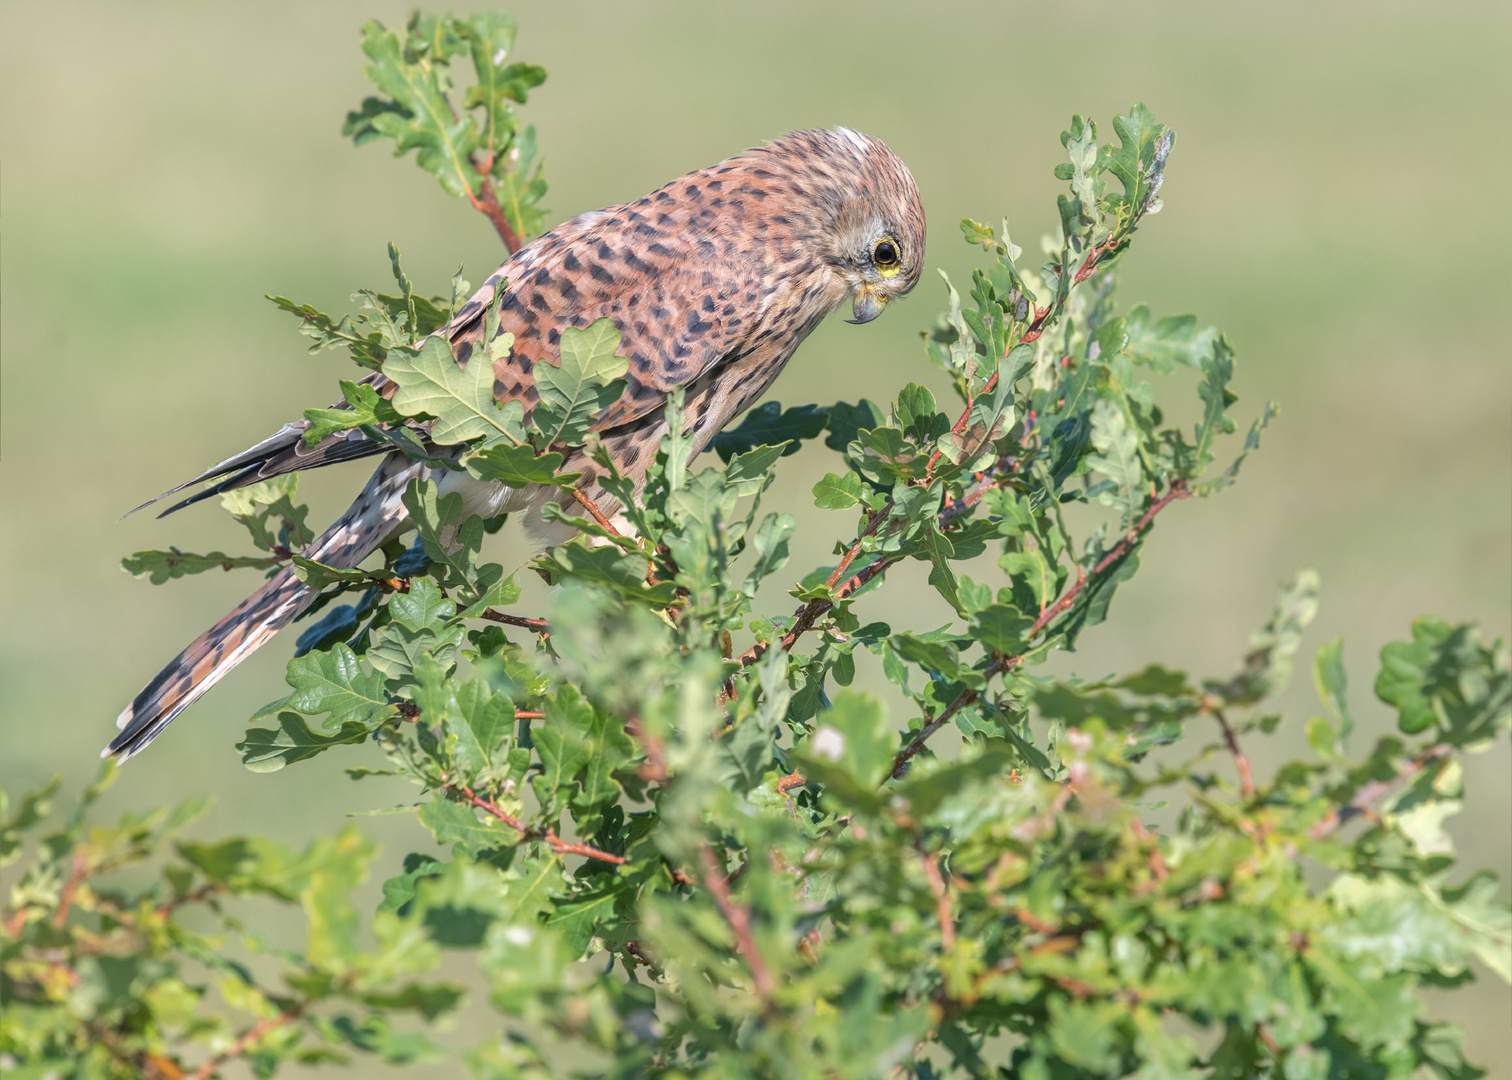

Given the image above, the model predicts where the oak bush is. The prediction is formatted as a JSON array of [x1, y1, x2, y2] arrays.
[[4, 12, 1508, 1079]]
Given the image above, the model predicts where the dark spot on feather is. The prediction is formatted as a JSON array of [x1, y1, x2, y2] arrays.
[[563, 251, 582, 272], [685, 184, 701, 199], [589, 262, 613, 284], [648, 243, 672, 257]]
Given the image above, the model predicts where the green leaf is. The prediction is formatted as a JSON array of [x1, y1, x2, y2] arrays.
[[347, 19, 485, 203], [546, 880, 627, 958], [302, 379, 402, 444], [813, 471, 865, 510], [466, 442, 570, 488], [121, 548, 281, 584], [709, 402, 828, 461], [389, 577, 456, 631], [724, 443, 788, 498], [1087, 397, 1144, 525], [1106, 103, 1167, 211], [385, 335, 526, 446], [284, 643, 393, 729], [531, 318, 628, 448], [1117, 305, 1217, 373], [220, 475, 314, 553], [1314, 637, 1353, 746], [418, 798, 512, 859], [450, 680, 514, 774], [267, 294, 388, 368], [1193, 335, 1238, 472], [970, 604, 1035, 655], [237, 713, 371, 773]]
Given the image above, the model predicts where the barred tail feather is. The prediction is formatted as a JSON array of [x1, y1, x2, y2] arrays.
[[105, 569, 313, 760], [105, 455, 426, 760]]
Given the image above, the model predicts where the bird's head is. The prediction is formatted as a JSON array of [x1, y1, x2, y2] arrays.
[[753, 128, 927, 325]]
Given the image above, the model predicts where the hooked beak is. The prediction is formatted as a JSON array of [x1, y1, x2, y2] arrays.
[[846, 284, 887, 324]]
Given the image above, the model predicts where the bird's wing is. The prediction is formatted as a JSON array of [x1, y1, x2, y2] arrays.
[[453, 207, 756, 434], [132, 209, 755, 517]]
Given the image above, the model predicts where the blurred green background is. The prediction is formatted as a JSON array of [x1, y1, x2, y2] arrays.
[[2, 0, 1508, 1070]]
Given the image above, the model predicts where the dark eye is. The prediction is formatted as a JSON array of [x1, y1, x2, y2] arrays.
[[873, 239, 899, 266]]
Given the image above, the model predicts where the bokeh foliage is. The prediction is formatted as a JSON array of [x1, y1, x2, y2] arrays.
[[4, 11, 1509, 1079]]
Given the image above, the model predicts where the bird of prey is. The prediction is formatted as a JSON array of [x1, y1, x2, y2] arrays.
[[106, 128, 926, 760]]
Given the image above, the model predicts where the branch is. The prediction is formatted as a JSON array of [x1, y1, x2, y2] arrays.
[[698, 844, 774, 1003], [730, 469, 1013, 676], [890, 654, 1013, 779], [1204, 701, 1255, 799], [445, 779, 625, 865], [1309, 743, 1453, 839], [478, 609, 550, 633], [53, 853, 88, 928], [888, 480, 1190, 779], [190, 1000, 306, 1080], [466, 150, 522, 253], [626, 714, 668, 783], [571, 488, 622, 537], [916, 840, 956, 951]]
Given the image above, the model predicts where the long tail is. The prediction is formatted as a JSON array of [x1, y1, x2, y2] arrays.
[[105, 455, 425, 760]]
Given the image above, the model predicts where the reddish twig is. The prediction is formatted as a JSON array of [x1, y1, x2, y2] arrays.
[[514, 710, 544, 720], [571, 488, 622, 537], [698, 844, 774, 1003], [925, 370, 1001, 474], [730, 473, 1009, 676], [465, 151, 523, 253], [888, 480, 1191, 779], [53, 854, 88, 928], [626, 714, 668, 782], [190, 1001, 306, 1080], [1024, 479, 1190, 642], [890, 654, 1014, 779], [1309, 743, 1453, 839], [447, 780, 626, 866], [1205, 702, 1255, 799], [917, 841, 956, 951], [478, 609, 550, 633]]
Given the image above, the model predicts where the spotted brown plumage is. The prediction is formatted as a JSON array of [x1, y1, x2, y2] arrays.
[[107, 128, 926, 760]]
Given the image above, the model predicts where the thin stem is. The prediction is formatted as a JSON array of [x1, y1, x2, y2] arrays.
[[698, 844, 774, 1004], [887, 480, 1190, 778], [447, 780, 626, 865], [190, 1001, 306, 1080], [1309, 743, 1452, 838], [571, 488, 622, 537], [478, 609, 549, 633], [1206, 704, 1255, 799], [466, 151, 522, 253], [917, 841, 956, 951]]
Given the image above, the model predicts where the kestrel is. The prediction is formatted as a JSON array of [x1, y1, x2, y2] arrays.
[[107, 128, 926, 759]]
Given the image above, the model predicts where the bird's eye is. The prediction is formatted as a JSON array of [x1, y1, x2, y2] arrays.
[[873, 238, 900, 267]]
